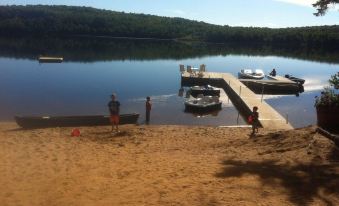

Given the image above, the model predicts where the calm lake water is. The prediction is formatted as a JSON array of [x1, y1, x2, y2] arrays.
[[0, 37, 338, 128]]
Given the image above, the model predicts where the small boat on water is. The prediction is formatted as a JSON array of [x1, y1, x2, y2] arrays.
[[284, 74, 305, 85], [38, 56, 63, 63], [238, 69, 265, 80], [240, 79, 304, 95], [15, 113, 139, 129], [184, 95, 222, 112], [188, 85, 220, 97]]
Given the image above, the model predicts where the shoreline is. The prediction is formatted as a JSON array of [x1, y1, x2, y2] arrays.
[[1, 123, 338, 205]]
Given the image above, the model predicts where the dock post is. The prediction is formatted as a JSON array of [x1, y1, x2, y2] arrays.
[[239, 86, 242, 96], [261, 85, 265, 102], [286, 114, 289, 124]]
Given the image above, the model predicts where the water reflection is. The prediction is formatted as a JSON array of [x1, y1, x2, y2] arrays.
[[303, 77, 329, 92], [184, 109, 222, 118], [0, 37, 339, 63]]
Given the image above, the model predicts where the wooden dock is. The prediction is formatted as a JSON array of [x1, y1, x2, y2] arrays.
[[181, 72, 293, 130]]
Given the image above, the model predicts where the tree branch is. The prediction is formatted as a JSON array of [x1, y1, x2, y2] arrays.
[[313, 0, 339, 16]]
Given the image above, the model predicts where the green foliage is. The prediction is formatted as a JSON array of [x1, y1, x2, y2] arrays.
[[329, 72, 339, 89], [315, 73, 339, 108], [313, 0, 339, 16], [315, 87, 339, 107], [0, 5, 338, 49]]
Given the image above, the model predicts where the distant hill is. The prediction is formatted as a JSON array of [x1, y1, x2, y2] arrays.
[[0, 5, 338, 49]]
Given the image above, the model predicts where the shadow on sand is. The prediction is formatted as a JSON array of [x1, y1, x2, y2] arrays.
[[4, 127, 26, 132], [215, 156, 339, 206]]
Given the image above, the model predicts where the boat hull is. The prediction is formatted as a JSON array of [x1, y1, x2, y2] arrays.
[[284, 75, 305, 85], [15, 113, 139, 129], [266, 75, 276, 80], [240, 80, 303, 95], [190, 89, 220, 97], [184, 102, 222, 112], [238, 72, 264, 80]]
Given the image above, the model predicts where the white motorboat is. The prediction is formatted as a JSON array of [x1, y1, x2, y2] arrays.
[[238, 69, 265, 80], [188, 85, 220, 97], [184, 95, 222, 112]]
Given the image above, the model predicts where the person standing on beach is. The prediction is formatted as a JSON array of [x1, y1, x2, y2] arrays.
[[108, 93, 120, 133], [251, 106, 259, 135], [146, 96, 152, 123]]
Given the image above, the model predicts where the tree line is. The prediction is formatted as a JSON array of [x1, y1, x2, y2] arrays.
[[0, 5, 338, 49], [1, 36, 338, 63]]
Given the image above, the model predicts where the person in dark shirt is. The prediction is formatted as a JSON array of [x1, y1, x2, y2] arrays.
[[251, 106, 259, 135], [108, 93, 120, 133], [270, 68, 277, 76], [145, 96, 152, 123]]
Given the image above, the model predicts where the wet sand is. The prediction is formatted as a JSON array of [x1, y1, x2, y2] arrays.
[[0, 123, 338, 206]]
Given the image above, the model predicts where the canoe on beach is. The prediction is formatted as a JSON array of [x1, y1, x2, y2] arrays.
[[15, 113, 139, 129]]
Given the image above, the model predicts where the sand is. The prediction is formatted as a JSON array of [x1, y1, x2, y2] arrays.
[[0, 123, 338, 206]]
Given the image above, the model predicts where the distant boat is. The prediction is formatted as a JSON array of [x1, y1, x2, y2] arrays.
[[38, 56, 63, 63], [188, 85, 220, 97], [185, 95, 222, 112], [238, 69, 265, 80], [15, 113, 139, 129]]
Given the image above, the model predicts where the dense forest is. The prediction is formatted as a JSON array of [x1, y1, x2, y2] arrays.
[[0, 5, 338, 49]]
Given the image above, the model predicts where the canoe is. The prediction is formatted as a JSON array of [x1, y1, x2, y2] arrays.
[[189, 85, 220, 97], [185, 95, 222, 112], [238, 69, 265, 80], [15, 113, 139, 129], [38, 56, 63, 63]]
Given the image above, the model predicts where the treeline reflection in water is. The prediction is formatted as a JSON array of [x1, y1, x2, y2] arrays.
[[0, 36, 338, 63]]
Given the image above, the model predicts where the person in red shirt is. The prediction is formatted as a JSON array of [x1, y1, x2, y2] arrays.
[[108, 94, 120, 133], [251, 106, 259, 135], [146, 96, 152, 123]]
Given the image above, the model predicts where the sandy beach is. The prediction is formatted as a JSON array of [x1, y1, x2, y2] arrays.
[[0, 122, 338, 206]]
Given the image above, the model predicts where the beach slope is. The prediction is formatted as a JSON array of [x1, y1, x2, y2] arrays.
[[0, 123, 338, 205]]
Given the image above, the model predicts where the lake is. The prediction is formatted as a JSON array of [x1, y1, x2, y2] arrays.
[[0, 37, 338, 128]]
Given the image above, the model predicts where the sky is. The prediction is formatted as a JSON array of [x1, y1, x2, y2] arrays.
[[0, 0, 338, 28]]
